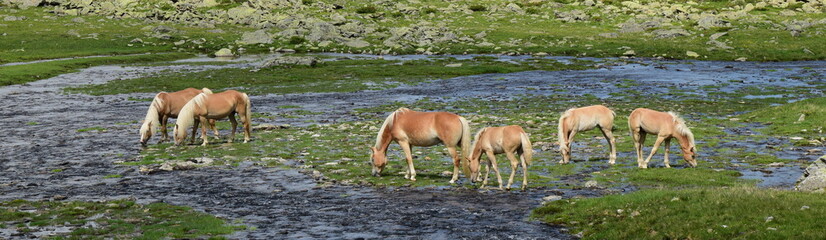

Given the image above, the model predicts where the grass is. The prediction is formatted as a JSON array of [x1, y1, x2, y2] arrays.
[[533, 187, 826, 239], [590, 167, 751, 188], [740, 97, 826, 140], [65, 57, 592, 95], [76, 127, 106, 133], [0, 199, 242, 239], [0, 53, 192, 86]]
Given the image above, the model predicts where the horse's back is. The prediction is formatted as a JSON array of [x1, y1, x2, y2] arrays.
[[394, 110, 463, 146], [630, 108, 674, 134]]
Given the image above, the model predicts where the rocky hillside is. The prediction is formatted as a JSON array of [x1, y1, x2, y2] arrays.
[[3, 0, 826, 60]]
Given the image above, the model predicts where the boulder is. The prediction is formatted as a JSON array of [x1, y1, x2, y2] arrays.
[[7, 0, 42, 9], [652, 28, 691, 39], [237, 29, 272, 45], [214, 48, 234, 57], [796, 155, 826, 192], [697, 15, 728, 29], [259, 56, 319, 68], [343, 39, 370, 48]]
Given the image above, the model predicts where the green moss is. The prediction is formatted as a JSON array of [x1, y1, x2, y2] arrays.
[[0, 199, 241, 239], [533, 187, 826, 239], [740, 97, 826, 140], [77, 127, 107, 133]]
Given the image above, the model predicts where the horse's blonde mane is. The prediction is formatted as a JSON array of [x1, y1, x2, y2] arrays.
[[374, 109, 403, 147], [668, 112, 695, 148], [202, 88, 213, 94], [470, 127, 488, 152], [140, 93, 165, 137], [175, 93, 208, 139]]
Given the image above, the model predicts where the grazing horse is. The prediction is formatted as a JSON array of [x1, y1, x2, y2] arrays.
[[628, 108, 697, 168], [139, 88, 218, 146], [173, 90, 252, 146], [468, 125, 533, 190], [558, 105, 617, 164], [370, 108, 472, 183]]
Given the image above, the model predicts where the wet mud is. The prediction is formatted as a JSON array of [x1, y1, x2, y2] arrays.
[[1, 55, 823, 238]]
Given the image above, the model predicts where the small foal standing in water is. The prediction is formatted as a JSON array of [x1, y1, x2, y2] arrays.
[[370, 108, 472, 183], [468, 125, 533, 190], [557, 105, 617, 164], [628, 108, 697, 168]]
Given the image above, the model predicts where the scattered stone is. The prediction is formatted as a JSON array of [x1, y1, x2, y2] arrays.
[[174, 40, 186, 46], [686, 51, 700, 58], [130, 38, 143, 43], [767, 162, 785, 167], [623, 50, 636, 56], [52, 195, 67, 201], [66, 29, 81, 37], [214, 48, 234, 57], [735, 57, 747, 62], [237, 29, 272, 45], [653, 28, 691, 39], [9, 0, 42, 9], [542, 195, 563, 203], [71, 17, 84, 23], [697, 15, 728, 29], [259, 56, 320, 68], [710, 32, 728, 41], [440, 171, 452, 177], [445, 63, 462, 67], [598, 32, 618, 38], [344, 39, 370, 48], [252, 123, 290, 131], [584, 180, 598, 188], [555, 10, 589, 22], [809, 149, 823, 154], [795, 155, 826, 192]]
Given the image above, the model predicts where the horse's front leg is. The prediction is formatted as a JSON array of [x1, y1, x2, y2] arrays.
[[643, 135, 666, 168], [600, 126, 617, 165], [190, 118, 200, 144], [486, 150, 503, 190], [228, 114, 237, 143], [160, 115, 169, 142], [399, 141, 416, 181], [663, 138, 671, 168], [199, 117, 209, 146], [448, 146, 461, 184]]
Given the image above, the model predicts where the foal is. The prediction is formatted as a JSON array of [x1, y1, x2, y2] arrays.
[[468, 125, 533, 190], [557, 105, 617, 164], [628, 108, 697, 168]]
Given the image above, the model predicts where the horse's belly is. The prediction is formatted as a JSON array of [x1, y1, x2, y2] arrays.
[[408, 138, 442, 147]]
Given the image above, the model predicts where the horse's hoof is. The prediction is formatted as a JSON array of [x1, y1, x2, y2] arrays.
[[449, 180, 456, 184], [410, 178, 416, 182]]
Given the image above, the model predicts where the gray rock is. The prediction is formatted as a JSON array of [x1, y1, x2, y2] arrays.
[[237, 29, 272, 45], [618, 20, 659, 33], [697, 15, 728, 29], [584, 180, 598, 188], [710, 32, 728, 40], [344, 39, 370, 48], [541, 195, 563, 203], [599, 32, 618, 38], [151, 25, 177, 34], [259, 56, 319, 68], [306, 22, 342, 42], [555, 9, 589, 22], [652, 28, 691, 39], [796, 155, 826, 192], [71, 17, 85, 23], [8, 0, 42, 9]]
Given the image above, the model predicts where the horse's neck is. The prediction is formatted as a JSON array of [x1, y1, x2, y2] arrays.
[[375, 125, 394, 152]]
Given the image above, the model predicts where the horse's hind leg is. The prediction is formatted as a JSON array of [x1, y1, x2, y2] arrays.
[[520, 153, 528, 190], [448, 146, 461, 184], [228, 114, 237, 143], [600, 125, 617, 165], [663, 138, 671, 168], [242, 112, 251, 143]]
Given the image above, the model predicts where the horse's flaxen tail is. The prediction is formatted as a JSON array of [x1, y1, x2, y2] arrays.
[[520, 132, 533, 165], [243, 92, 252, 126], [558, 109, 572, 153], [459, 116, 472, 176]]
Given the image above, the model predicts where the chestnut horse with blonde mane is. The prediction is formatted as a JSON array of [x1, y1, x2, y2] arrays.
[[558, 105, 617, 164], [628, 108, 697, 168], [370, 108, 472, 183], [139, 88, 218, 146], [173, 90, 251, 146], [468, 125, 533, 190]]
